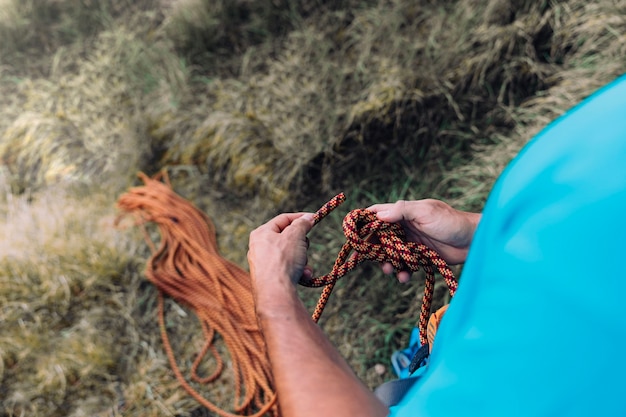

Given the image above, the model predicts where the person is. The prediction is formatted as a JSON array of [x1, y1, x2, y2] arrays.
[[247, 74, 626, 417]]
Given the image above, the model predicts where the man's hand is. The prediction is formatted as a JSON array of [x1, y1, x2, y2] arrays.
[[247, 212, 388, 417], [248, 212, 314, 315], [368, 199, 481, 282]]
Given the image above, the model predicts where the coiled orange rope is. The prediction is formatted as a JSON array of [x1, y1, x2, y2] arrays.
[[301, 193, 458, 346], [117, 172, 278, 417]]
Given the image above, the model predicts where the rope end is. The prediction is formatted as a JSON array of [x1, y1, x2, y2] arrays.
[[313, 192, 346, 225]]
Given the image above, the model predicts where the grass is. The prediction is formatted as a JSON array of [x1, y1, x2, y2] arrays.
[[0, 0, 625, 415], [0, 184, 139, 416]]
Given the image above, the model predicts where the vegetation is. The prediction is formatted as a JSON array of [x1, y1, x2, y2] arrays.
[[0, 0, 624, 415]]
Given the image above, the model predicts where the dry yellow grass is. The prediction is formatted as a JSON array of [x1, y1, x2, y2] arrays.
[[0, 180, 136, 415], [0, 0, 624, 415]]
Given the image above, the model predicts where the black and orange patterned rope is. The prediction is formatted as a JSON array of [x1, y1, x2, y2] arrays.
[[301, 193, 458, 346], [312, 193, 346, 225]]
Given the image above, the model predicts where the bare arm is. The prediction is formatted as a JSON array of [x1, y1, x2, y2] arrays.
[[248, 213, 388, 417]]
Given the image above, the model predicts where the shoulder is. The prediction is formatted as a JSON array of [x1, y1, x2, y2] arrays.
[[389, 74, 626, 417]]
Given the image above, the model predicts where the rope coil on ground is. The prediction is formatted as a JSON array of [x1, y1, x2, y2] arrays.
[[117, 172, 278, 417], [300, 193, 458, 346]]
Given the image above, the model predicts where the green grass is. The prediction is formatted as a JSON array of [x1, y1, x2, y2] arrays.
[[0, 0, 625, 414]]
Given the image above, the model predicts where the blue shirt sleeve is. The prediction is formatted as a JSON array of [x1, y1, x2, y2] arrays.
[[389, 74, 626, 417]]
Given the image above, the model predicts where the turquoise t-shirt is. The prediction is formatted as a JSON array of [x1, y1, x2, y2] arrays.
[[389, 74, 626, 416]]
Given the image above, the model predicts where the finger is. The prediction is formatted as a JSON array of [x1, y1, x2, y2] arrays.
[[302, 265, 314, 279], [381, 262, 394, 275], [285, 214, 314, 237], [381, 262, 411, 283], [263, 212, 312, 233], [368, 201, 408, 223], [366, 202, 395, 213], [396, 270, 411, 284]]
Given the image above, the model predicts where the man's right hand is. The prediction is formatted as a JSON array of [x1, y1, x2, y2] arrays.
[[367, 199, 481, 282]]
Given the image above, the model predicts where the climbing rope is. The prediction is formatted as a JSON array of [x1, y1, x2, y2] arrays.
[[117, 178, 456, 414], [300, 193, 458, 346], [117, 172, 277, 417]]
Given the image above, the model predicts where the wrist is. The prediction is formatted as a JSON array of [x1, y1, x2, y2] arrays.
[[253, 277, 304, 322], [455, 211, 481, 260], [439, 209, 482, 265], [465, 212, 482, 244]]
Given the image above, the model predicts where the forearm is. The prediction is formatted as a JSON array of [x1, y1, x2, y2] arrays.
[[255, 281, 388, 417]]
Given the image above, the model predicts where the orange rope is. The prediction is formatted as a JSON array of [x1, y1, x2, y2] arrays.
[[301, 193, 458, 346], [116, 172, 278, 417]]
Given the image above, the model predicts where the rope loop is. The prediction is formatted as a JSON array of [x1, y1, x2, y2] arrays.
[[301, 195, 458, 346], [343, 209, 414, 273]]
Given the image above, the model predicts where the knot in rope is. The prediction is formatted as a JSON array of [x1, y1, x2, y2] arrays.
[[300, 194, 458, 346], [300, 209, 423, 287]]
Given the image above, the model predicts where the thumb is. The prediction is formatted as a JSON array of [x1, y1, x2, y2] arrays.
[[289, 213, 315, 236], [372, 201, 408, 223]]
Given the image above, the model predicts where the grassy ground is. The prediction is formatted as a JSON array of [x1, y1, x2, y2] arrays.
[[0, 0, 624, 415]]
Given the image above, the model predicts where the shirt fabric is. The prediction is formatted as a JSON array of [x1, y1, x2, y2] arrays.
[[389, 74, 626, 416]]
